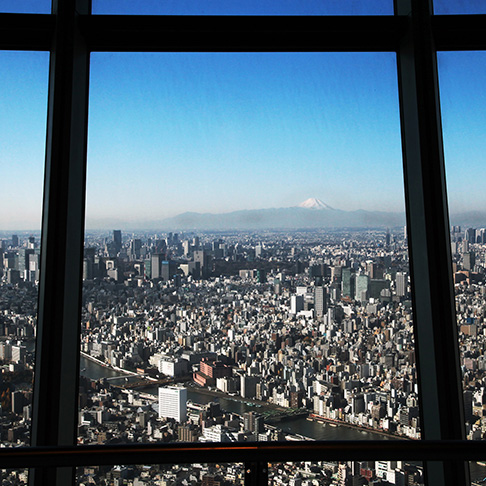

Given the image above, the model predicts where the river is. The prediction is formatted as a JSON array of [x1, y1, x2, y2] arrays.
[[80, 356, 486, 481], [80, 356, 392, 441]]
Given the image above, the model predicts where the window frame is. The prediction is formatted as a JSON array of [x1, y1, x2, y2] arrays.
[[1, 0, 485, 485]]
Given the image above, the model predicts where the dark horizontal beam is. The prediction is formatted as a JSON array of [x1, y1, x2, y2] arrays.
[[0, 440, 483, 468], [0, 13, 54, 50], [2, 13, 486, 53], [81, 15, 405, 52], [433, 14, 486, 51]]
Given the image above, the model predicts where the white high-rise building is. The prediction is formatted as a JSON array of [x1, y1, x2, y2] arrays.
[[158, 386, 187, 422]]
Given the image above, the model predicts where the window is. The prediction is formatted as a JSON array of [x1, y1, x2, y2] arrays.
[[0, 1, 482, 486]]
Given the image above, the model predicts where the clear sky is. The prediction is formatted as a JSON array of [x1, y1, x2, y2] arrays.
[[85, 52, 404, 228], [0, 51, 49, 231], [438, 52, 486, 214], [1, 6, 486, 230], [2, 0, 485, 15]]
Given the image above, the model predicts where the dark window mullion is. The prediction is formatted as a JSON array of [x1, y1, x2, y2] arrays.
[[30, 0, 90, 485], [395, 0, 468, 485]]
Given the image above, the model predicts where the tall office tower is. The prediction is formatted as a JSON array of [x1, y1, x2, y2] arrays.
[[240, 375, 258, 399], [341, 267, 355, 299], [244, 411, 264, 434], [255, 243, 263, 258], [128, 239, 141, 260], [193, 250, 211, 277], [366, 262, 378, 279], [144, 258, 152, 279], [385, 229, 391, 247], [158, 386, 187, 422], [331, 265, 342, 283], [182, 240, 191, 257], [161, 260, 177, 281], [355, 274, 369, 302], [17, 248, 34, 279], [11, 234, 19, 248], [314, 284, 326, 318], [151, 253, 164, 279], [396, 272, 408, 298], [479, 228, 486, 244], [481, 228, 486, 243], [290, 294, 304, 315], [463, 252, 475, 271], [28, 252, 39, 282], [113, 230, 122, 253], [465, 228, 476, 244], [257, 269, 266, 283]]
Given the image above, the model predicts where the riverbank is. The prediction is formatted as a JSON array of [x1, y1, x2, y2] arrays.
[[184, 384, 288, 413], [80, 351, 139, 377], [309, 414, 411, 440]]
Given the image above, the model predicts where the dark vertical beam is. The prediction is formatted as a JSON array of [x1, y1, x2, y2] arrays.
[[395, 1, 469, 486], [30, 0, 90, 485]]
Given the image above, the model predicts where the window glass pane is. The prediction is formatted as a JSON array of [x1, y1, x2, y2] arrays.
[[0, 0, 50, 14], [0, 50, 49, 453], [438, 50, 486, 482], [434, 0, 486, 14], [92, 0, 393, 16], [81, 52, 419, 448]]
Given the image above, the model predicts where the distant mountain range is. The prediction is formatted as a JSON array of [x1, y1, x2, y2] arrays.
[[85, 199, 486, 231], [148, 198, 406, 231]]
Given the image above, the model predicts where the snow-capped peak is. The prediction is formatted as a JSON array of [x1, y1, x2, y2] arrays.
[[297, 198, 334, 210]]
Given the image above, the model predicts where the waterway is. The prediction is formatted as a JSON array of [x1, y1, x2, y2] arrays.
[[80, 356, 486, 481], [80, 356, 391, 441]]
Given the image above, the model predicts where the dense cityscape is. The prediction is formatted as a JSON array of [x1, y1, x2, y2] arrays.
[[1, 223, 486, 485]]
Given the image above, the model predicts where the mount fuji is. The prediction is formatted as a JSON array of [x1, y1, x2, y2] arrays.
[[142, 198, 406, 231], [297, 198, 335, 210]]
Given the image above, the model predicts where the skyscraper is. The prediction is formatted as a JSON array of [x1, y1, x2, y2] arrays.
[[158, 386, 187, 422], [396, 272, 408, 298], [314, 282, 326, 318], [465, 228, 476, 244], [355, 274, 369, 302], [342, 267, 355, 300], [113, 230, 122, 253]]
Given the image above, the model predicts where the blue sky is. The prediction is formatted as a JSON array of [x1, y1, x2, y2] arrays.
[[1, 14, 485, 229], [3, 0, 485, 15], [438, 52, 486, 213], [85, 52, 404, 228], [0, 51, 49, 230]]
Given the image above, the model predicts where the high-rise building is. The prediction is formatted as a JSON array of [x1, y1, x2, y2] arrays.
[[113, 230, 122, 253], [465, 228, 476, 244], [17, 248, 34, 279], [161, 260, 178, 281], [243, 411, 264, 434], [396, 272, 408, 298], [314, 285, 326, 318], [463, 252, 475, 271], [341, 267, 355, 299], [158, 386, 187, 422], [355, 274, 369, 302], [151, 253, 163, 279], [290, 294, 304, 314]]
